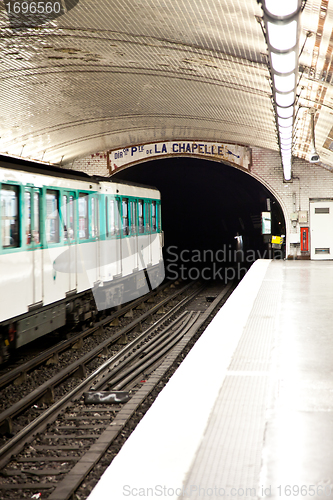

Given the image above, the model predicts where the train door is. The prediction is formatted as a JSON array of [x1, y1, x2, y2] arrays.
[[107, 197, 122, 277], [25, 187, 43, 305], [151, 200, 157, 261], [115, 196, 122, 276], [147, 201, 152, 265], [121, 198, 129, 275], [130, 199, 138, 269], [310, 200, 333, 260], [62, 192, 77, 291], [90, 194, 100, 284], [138, 199, 147, 270]]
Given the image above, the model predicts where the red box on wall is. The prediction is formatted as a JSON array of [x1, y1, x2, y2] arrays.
[[300, 227, 309, 252]]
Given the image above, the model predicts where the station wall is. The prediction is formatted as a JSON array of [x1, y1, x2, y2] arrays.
[[69, 146, 333, 259], [250, 147, 333, 259]]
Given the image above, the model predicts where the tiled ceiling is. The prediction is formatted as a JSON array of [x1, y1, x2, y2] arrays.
[[0, 0, 332, 174]]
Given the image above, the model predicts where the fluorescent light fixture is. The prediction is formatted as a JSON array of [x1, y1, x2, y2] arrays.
[[280, 136, 292, 144], [279, 126, 292, 135], [281, 153, 292, 163], [271, 51, 296, 73], [275, 91, 295, 107], [262, 0, 301, 181], [265, 0, 299, 17], [276, 105, 293, 118], [282, 160, 292, 175], [279, 125, 293, 135], [309, 110, 320, 163], [283, 160, 292, 181], [280, 138, 292, 147], [280, 131, 292, 138], [278, 116, 293, 128], [267, 20, 297, 51], [274, 73, 296, 92], [280, 136, 293, 145], [280, 129, 292, 137]]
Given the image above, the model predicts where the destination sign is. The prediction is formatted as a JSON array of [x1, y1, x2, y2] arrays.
[[108, 141, 251, 173]]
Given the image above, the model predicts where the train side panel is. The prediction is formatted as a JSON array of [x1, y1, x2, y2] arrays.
[[0, 252, 32, 322], [0, 163, 164, 361], [99, 238, 122, 281]]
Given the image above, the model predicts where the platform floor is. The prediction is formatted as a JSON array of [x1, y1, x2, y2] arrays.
[[87, 260, 333, 500]]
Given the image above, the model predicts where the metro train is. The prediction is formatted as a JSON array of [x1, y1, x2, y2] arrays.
[[0, 156, 164, 363]]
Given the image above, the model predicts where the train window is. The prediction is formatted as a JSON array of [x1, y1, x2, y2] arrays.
[[79, 193, 89, 239], [62, 194, 75, 241], [25, 191, 32, 244], [158, 203, 162, 231], [105, 198, 109, 237], [46, 190, 59, 243], [68, 195, 75, 240], [122, 198, 129, 236], [109, 199, 115, 236], [62, 195, 68, 237], [130, 200, 137, 234], [146, 202, 151, 232], [1, 184, 19, 248], [91, 196, 98, 238], [116, 199, 121, 235], [152, 201, 156, 232], [138, 199, 144, 233], [33, 192, 40, 244]]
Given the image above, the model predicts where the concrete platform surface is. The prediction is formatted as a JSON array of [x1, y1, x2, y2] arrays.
[[87, 259, 333, 500]]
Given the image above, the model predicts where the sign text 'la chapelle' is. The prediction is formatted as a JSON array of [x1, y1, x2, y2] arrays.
[[108, 141, 251, 173]]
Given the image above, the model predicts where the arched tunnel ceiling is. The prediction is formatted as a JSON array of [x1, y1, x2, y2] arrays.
[[0, 0, 333, 173]]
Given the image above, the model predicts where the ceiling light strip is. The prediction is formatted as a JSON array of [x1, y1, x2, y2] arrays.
[[261, 0, 302, 180]]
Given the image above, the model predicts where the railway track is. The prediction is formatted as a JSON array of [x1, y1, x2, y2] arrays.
[[0, 282, 194, 436], [0, 280, 196, 435], [0, 280, 235, 499], [0, 279, 178, 391]]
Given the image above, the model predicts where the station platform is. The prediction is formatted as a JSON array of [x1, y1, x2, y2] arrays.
[[87, 259, 333, 500]]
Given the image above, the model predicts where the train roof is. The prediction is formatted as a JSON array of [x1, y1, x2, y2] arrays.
[[94, 176, 159, 192], [0, 155, 159, 192], [0, 155, 92, 181]]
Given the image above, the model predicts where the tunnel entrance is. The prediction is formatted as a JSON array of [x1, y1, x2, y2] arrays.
[[112, 157, 286, 281]]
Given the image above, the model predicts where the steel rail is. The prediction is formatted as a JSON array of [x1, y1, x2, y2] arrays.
[[89, 284, 206, 391], [91, 310, 190, 391], [0, 281, 198, 432], [111, 312, 201, 391], [0, 281, 204, 468], [47, 282, 235, 500], [0, 280, 174, 390]]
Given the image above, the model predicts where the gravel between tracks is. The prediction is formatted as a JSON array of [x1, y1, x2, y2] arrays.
[[0, 282, 232, 499], [74, 287, 229, 500], [0, 285, 183, 447]]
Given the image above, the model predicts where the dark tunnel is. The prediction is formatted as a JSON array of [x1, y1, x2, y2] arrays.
[[112, 157, 286, 281]]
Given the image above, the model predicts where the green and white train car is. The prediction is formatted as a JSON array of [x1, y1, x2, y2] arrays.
[[0, 156, 164, 363]]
